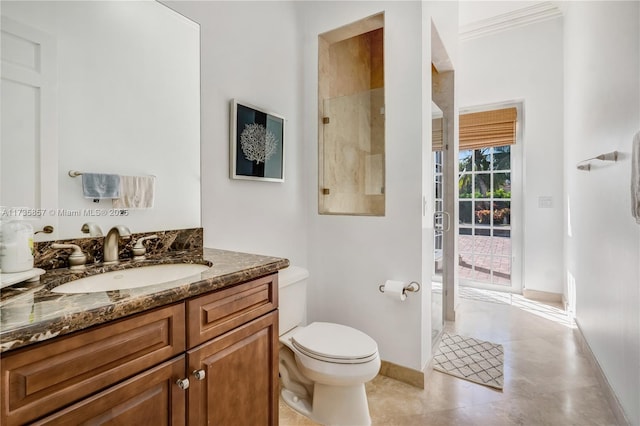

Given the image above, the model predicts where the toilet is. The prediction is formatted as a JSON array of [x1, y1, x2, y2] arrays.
[[278, 266, 380, 426]]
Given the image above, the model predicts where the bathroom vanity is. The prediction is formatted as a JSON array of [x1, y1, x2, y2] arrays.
[[0, 248, 288, 425]]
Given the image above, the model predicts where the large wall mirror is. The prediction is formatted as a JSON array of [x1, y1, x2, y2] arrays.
[[1, 1, 201, 241]]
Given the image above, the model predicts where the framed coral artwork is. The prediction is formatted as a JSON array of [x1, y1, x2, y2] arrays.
[[230, 99, 285, 182]]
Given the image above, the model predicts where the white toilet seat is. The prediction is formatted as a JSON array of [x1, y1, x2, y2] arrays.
[[280, 322, 381, 387], [278, 267, 379, 425], [291, 322, 379, 364], [279, 320, 380, 424]]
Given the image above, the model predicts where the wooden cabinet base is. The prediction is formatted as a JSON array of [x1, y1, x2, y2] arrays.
[[33, 357, 186, 425], [188, 311, 279, 426], [1, 273, 279, 425], [1, 304, 185, 426]]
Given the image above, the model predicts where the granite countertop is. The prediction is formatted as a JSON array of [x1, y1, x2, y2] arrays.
[[0, 248, 289, 353]]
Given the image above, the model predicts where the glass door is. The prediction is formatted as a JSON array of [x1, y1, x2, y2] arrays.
[[458, 145, 520, 292], [431, 103, 445, 343]]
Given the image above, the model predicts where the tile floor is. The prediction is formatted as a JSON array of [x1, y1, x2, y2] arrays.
[[279, 291, 620, 425]]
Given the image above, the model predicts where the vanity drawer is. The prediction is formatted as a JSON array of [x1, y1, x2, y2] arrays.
[[1, 303, 185, 426], [187, 273, 278, 348]]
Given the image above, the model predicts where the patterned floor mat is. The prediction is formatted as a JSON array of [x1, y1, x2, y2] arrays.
[[433, 333, 504, 390]]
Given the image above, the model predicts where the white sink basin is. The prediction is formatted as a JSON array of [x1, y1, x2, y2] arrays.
[[52, 263, 210, 294]]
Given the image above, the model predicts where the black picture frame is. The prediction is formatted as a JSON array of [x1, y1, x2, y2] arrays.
[[230, 99, 285, 182]]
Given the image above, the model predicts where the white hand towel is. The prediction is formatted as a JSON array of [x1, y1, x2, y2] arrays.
[[82, 173, 121, 199], [632, 132, 640, 224], [112, 175, 155, 209]]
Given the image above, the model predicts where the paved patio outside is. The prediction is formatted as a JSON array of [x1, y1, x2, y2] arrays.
[[458, 234, 511, 285]]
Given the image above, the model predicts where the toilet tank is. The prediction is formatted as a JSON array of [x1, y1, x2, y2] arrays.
[[278, 266, 309, 336]]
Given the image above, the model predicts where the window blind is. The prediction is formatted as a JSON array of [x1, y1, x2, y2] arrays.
[[459, 107, 517, 150], [432, 117, 443, 152]]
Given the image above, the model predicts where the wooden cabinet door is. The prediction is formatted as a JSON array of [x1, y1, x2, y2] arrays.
[[1, 303, 185, 425], [187, 311, 279, 426], [32, 356, 186, 425]]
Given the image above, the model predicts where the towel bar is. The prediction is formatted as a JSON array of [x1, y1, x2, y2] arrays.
[[576, 151, 618, 171]]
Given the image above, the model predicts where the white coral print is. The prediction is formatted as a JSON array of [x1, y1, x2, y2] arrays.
[[240, 123, 277, 164]]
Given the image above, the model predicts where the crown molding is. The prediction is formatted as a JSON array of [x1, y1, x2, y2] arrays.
[[460, 2, 563, 41]]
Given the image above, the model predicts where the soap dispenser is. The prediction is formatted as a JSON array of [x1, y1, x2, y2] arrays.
[[0, 209, 35, 273]]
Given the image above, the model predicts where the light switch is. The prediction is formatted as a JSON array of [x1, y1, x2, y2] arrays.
[[538, 196, 553, 208]]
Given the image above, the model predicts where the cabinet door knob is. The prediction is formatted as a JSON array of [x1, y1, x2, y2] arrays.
[[192, 369, 206, 380], [176, 378, 190, 390]]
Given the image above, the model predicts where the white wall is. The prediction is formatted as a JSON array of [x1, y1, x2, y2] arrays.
[[173, 0, 457, 372], [168, 1, 308, 267], [563, 2, 640, 424], [458, 17, 565, 295], [297, 1, 457, 371]]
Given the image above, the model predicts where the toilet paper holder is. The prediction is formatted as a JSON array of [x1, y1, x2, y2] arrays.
[[378, 281, 421, 296]]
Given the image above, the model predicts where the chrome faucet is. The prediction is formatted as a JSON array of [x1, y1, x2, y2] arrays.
[[103, 225, 131, 265]]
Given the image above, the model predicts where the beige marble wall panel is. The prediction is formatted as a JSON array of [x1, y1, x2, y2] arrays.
[[319, 12, 383, 44], [323, 192, 384, 216], [318, 37, 330, 101], [324, 92, 369, 193], [329, 35, 371, 98], [370, 87, 384, 144], [322, 91, 385, 214], [365, 153, 383, 195], [319, 25, 384, 216], [368, 29, 384, 89], [324, 92, 376, 204]]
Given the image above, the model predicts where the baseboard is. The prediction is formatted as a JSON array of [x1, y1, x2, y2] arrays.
[[379, 360, 424, 389], [573, 320, 630, 425], [522, 288, 562, 303]]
